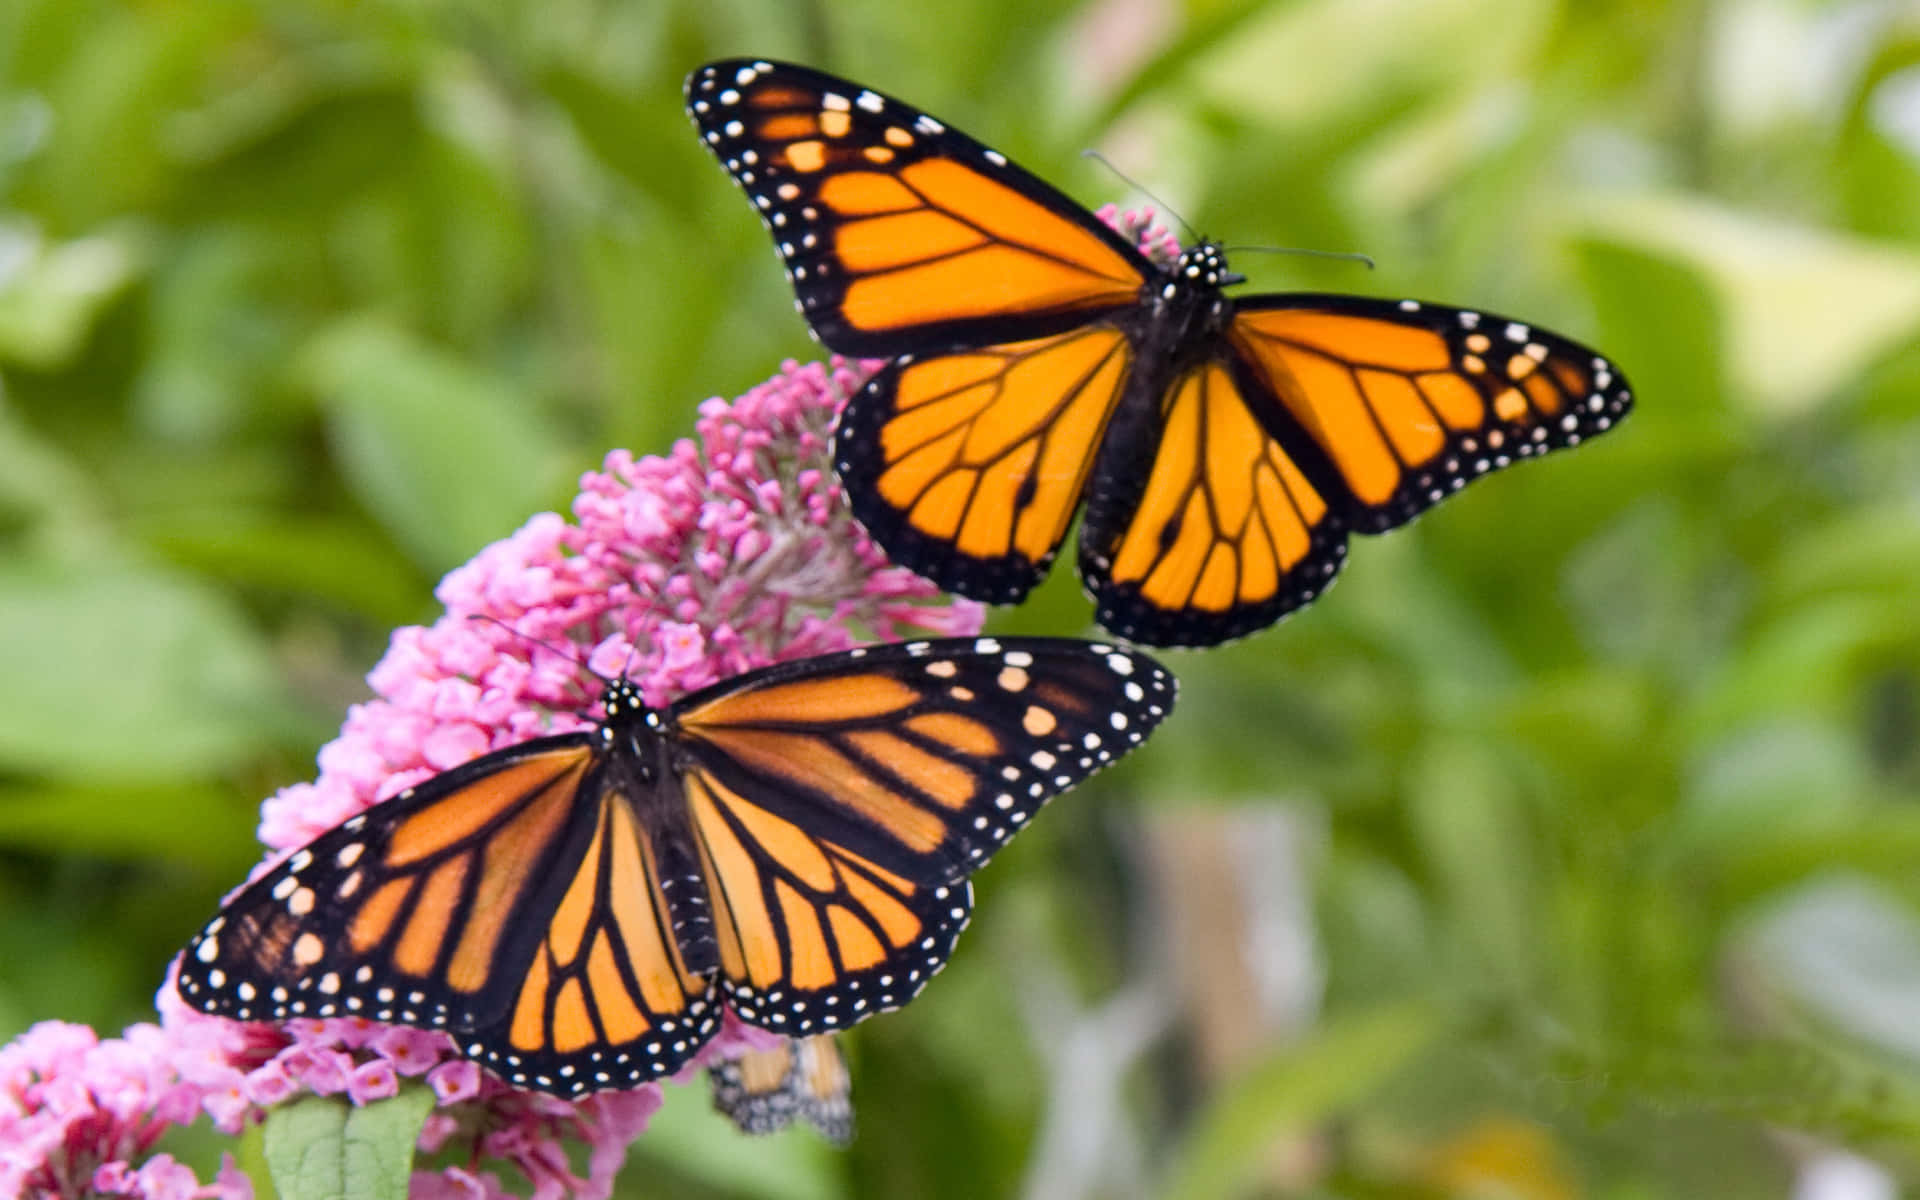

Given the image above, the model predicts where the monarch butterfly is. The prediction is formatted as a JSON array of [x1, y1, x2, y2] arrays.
[[176, 637, 1173, 1098], [687, 60, 1634, 647], [710, 1034, 853, 1143]]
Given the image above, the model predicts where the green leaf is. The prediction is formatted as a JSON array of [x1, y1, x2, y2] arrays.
[[0, 561, 288, 781], [1407, 737, 1537, 989], [0, 224, 149, 369], [1160, 998, 1443, 1200], [264, 1088, 435, 1200], [542, 64, 716, 221], [1575, 191, 1920, 417], [635, 1086, 842, 1200], [301, 317, 575, 573], [0, 780, 261, 868], [135, 510, 430, 627]]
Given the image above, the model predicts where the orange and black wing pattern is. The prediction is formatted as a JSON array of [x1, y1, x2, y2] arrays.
[[686, 59, 1148, 357], [1079, 298, 1634, 645], [1226, 295, 1632, 533], [670, 636, 1175, 1032], [1078, 360, 1351, 646], [834, 326, 1134, 603], [710, 1034, 854, 1144], [177, 725, 718, 1097]]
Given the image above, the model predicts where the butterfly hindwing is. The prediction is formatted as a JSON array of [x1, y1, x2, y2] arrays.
[[1226, 295, 1633, 532], [687, 59, 1148, 357], [688, 772, 973, 1037], [1078, 360, 1352, 646], [710, 1035, 855, 1143], [490, 777, 721, 1091], [177, 736, 718, 1096], [834, 327, 1135, 604], [670, 637, 1175, 1030]]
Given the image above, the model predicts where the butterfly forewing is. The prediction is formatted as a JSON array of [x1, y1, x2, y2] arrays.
[[177, 736, 720, 1096], [670, 637, 1175, 1030], [686, 59, 1148, 357], [672, 637, 1176, 883], [179, 741, 597, 1032], [1226, 295, 1633, 532]]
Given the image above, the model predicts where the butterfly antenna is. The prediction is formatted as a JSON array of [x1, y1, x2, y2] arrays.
[[1221, 245, 1378, 271], [1079, 149, 1199, 243], [463, 614, 609, 684]]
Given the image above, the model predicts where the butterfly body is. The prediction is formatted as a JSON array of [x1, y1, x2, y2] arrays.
[[689, 60, 1633, 646], [179, 637, 1174, 1096]]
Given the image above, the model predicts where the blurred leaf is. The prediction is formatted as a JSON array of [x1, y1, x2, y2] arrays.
[[0, 561, 287, 781], [135, 510, 428, 626], [264, 1089, 434, 1200], [1688, 594, 1914, 738], [0, 780, 260, 868], [1573, 235, 1728, 431], [577, 207, 744, 451], [1161, 998, 1442, 1200], [1676, 720, 1871, 854], [1406, 737, 1537, 990], [17, 3, 236, 228], [1193, 0, 1549, 131], [1067, 0, 1276, 143], [0, 222, 149, 369], [0, 390, 113, 550], [301, 317, 574, 572], [635, 1085, 843, 1200], [170, 65, 423, 223], [543, 64, 718, 221], [132, 230, 291, 443], [1577, 192, 1920, 417], [1743, 875, 1920, 1065]]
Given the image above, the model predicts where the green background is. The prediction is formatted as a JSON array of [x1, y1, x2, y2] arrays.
[[4, 0, 1920, 1196]]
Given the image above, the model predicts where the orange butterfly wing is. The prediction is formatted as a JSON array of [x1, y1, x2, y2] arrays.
[[668, 637, 1175, 1032], [1078, 361, 1350, 646], [834, 327, 1135, 603], [1080, 298, 1633, 644], [687, 59, 1147, 357], [177, 737, 718, 1096], [1227, 296, 1632, 532], [690, 61, 1635, 648]]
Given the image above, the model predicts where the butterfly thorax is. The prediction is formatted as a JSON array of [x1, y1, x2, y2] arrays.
[[1127, 241, 1241, 376], [594, 680, 722, 975]]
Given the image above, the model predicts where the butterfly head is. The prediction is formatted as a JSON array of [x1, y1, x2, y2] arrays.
[[600, 677, 655, 723], [1177, 242, 1244, 290]]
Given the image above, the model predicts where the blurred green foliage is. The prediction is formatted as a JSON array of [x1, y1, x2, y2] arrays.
[[3, 0, 1920, 1196]]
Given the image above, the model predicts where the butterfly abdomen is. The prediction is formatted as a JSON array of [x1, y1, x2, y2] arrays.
[[652, 831, 720, 976], [599, 732, 723, 977]]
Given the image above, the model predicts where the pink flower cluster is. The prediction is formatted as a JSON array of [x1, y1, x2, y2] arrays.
[[1, 206, 1181, 1197], [0, 355, 986, 1197], [240, 357, 984, 1195], [0, 1004, 260, 1198], [1097, 204, 1183, 268], [257, 356, 983, 854]]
